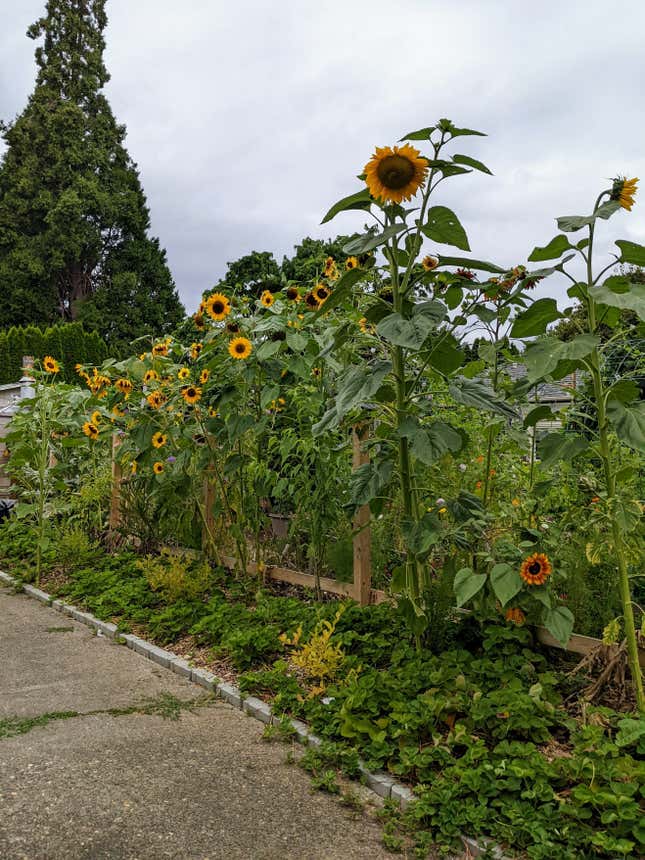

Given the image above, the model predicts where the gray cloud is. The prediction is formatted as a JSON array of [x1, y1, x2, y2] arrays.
[[2, 0, 644, 313]]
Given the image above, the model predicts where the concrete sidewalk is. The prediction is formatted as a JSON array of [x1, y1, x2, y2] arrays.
[[0, 587, 393, 860]]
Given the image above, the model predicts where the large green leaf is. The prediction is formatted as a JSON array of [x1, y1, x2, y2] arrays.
[[400, 126, 435, 141], [448, 377, 518, 419], [528, 235, 573, 262], [510, 298, 562, 338], [349, 460, 393, 506], [523, 405, 554, 429], [606, 399, 645, 453], [439, 120, 486, 138], [438, 255, 504, 273], [542, 605, 574, 647], [616, 239, 645, 267], [556, 200, 621, 232], [420, 206, 470, 251], [376, 312, 436, 349], [522, 334, 600, 382], [335, 360, 392, 420], [454, 568, 487, 608], [402, 513, 442, 557], [343, 223, 407, 255], [285, 330, 308, 352], [255, 339, 282, 360], [426, 337, 466, 375], [320, 189, 372, 224], [490, 563, 523, 607], [589, 277, 645, 321], [452, 153, 492, 175], [537, 433, 588, 469], [398, 418, 463, 465]]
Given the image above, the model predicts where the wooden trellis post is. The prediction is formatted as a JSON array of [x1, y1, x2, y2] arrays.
[[109, 434, 122, 531], [352, 424, 372, 606], [201, 465, 217, 557]]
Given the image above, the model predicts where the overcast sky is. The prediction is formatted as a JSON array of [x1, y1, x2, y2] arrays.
[[1, 0, 644, 315]]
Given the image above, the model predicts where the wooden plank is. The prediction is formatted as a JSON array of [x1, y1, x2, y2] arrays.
[[109, 435, 122, 530], [352, 425, 372, 606], [220, 555, 356, 598], [201, 467, 217, 557], [535, 626, 645, 668]]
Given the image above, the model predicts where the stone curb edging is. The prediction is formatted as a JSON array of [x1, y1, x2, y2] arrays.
[[1, 570, 503, 858]]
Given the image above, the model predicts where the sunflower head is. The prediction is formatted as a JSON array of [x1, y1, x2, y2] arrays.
[[364, 143, 428, 204], [153, 461, 165, 475], [91, 410, 101, 425], [285, 286, 300, 301], [205, 292, 231, 321], [611, 176, 638, 211], [82, 421, 99, 441], [313, 283, 330, 303], [311, 366, 322, 378], [226, 321, 240, 334], [422, 255, 439, 272], [143, 369, 159, 384], [199, 369, 210, 384], [304, 292, 320, 309], [193, 312, 205, 330], [505, 607, 526, 625], [181, 385, 202, 405], [519, 553, 553, 586], [323, 257, 338, 281], [190, 342, 203, 360], [131, 460, 137, 475], [43, 356, 60, 374], [152, 342, 168, 357], [115, 378, 132, 394], [147, 391, 165, 409], [345, 257, 359, 271], [178, 367, 190, 380], [152, 431, 167, 449], [260, 290, 275, 308], [228, 337, 252, 360]]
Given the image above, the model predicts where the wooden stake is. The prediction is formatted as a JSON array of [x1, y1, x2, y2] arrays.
[[109, 434, 122, 531], [201, 466, 217, 557], [352, 424, 372, 606]]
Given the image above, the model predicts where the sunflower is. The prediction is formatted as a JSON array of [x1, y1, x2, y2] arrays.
[[228, 337, 252, 360], [178, 367, 190, 380], [208, 406, 219, 418], [345, 257, 359, 270], [153, 461, 165, 475], [611, 176, 638, 211], [143, 369, 159, 384], [181, 385, 202, 405], [190, 342, 203, 360], [422, 255, 439, 271], [152, 342, 168, 357], [519, 553, 553, 586], [112, 405, 124, 418], [199, 368, 210, 384], [193, 312, 205, 330], [91, 410, 101, 425], [205, 292, 231, 321], [311, 367, 322, 378], [304, 292, 320, 309], [151, 431, 166, 448], [260, 290, 275, 308], [323, 257, 338, 281], [130, 460, 137, 475], [364, 143, 428, 204], [43, 356, 60, 374], [313, 283, 330, 304], [147, 390, 166, 409], [226, 321, 241, 334], [285, 286, 300, 301], [115, 378, 133, 395], [505, 607, 526, 625], [82, 421, 99, 441]]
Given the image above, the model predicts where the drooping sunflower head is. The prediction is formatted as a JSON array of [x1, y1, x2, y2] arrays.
[[199, 368, 210, 384], [115, 378, 133, 395], [43, 356, 60, 374], [228, 337, 252, 360], [181, 385, 202, 405], [422, 255, 439, 272], [152, 431, 167, 449], [178, 367, 190, 380], [610, 176, 638, 211], [313, 283, 330, 304], [190, 342, 202, 360], [153, 461, 165, 475], [82, 421, 99, 441], [91, 410, 101, 425], [260, 290, 275, 308], [152, 342, 168, 357], [364, 143, 428, 204], [505, 607, 526, 626], [143, 369, 159, 384], [345, 257, 359, 271], [519, 553, 553, 586], [193, 312, 205, 330], [323, 257, 338, 280], [205, 292, 231, 321], [146, 390, 166, 410], [285, 286, 300, 301], [311, 366, 322, 378], [226, 321, 241, 334], [304, 292, 320, 310]]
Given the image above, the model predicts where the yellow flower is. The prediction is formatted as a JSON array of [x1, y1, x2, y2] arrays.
[[438, 507, 448, 515], [139, 352, 147, 361], [178, 367, 190, 380], [228, 337, 252, 360], [260, 290, 274, 308], [422, 255, 439, 271], [313, 283, 330, 304], [152, 431, 167, 448], [115, 378, 132, 395], [112, 405, 124, 418], [190, 342, 202, 360], [43, 356, 60, 374], [511, 498, 521, 507], [323, 257, 338, 281], [153, 461, 164, 475], [226, 321, 241, 334], [146, 390, 165, 409], [91, 410, 101, 425], [193, 312, 205, 330], [311, 366, 321, 378], [345, 257, 359, 270], [611, 176, 638, 211], [285, 286, 300, 301], [181, 385, 202, 405], [519, 553, 552, 587], [82, 421, 99, 441], [199, 368, 210, 384], [364, 143, 428, 204], [152, 342, 168, 357], [205, 292, 231, 321], [505, 607, 526, 626], [208, 406, 218, 418], [131, 460, 137, 475], [143, 369, 159, 384], [304, 292, 320, 310]]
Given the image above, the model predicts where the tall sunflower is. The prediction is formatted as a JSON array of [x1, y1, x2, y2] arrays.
[[364, 143, 428, 204], [611, 176, 638, 211], [115, 378, 132, 395], [285, 286, 300, 301], [205, 292, 231, 321], [519, 553, 552, 586], [345, 257, 359, 270], [304, 292, 320, 309], [313, 284, 330, 304], [152, 432, 167, 449], [260, 290, 275, 308], [152, 342, 168, 357], [43, 356, 60, 374], [228, 337, 252, 360], [178, 367, 190, 380], [181, 385, 202, 405], [82, 421, 99, 441], [190, 342, 203, 360], [143, 369, 159, 384], [199, 369, 210, 384]]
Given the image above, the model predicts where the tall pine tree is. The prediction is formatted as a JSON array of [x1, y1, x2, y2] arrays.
[[0, 0, 184, 351]]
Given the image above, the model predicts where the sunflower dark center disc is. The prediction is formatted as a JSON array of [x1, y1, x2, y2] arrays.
[[529, 562, 541, 574], [213, 301, 224, 313], [376, 155, 416, 190]]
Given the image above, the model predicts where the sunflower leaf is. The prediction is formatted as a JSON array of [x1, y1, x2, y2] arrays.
[[448, 377, 519, 419], [437, 255, 505, 273], [510, 298, 563, 338], [309, 266, 368, 321], [528, 234, 574, 262], [400, 126, 435, 141], [556, 201, 621, 232], [454, 568, 487, 608], [452, 154, 493, 175], [589, 277, 645, 321], [490, 563, 523, 607], [421, 206, 470, 251], [537, 433, 588, 469], [542, 606, 574, 647], [615, 239, 645, 266], [342, 223, 407, 254], [606, 399, 645, 453], [320, 189, 373, 224]]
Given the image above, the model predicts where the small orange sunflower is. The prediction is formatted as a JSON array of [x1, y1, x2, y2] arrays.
[[260, 290, 275, 308], [181, 385, 202, 405], [364, 143, 428, 204], [205, 292, 231, 321], [43, 356, 60, 374], [152, 431, 167, 448], [611, 176, 638, 211], [228, 337, 252, 360], [345, 257, 359, 270], [178, 367, 190, 380], [199, 369, 210, 384], [505, 607, 526, 625], [153, 461, 164, 475], [519, 553, 552, 586], [313, 283, 330, 304], [422, 255, 439, 271], [82, 421, 99, 441]]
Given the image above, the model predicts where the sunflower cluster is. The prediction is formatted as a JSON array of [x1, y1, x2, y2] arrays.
[[78, 366, 111, 397]]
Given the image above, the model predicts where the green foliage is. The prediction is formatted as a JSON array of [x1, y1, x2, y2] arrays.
[[137, 549, 213, 602], [0, 322, 108, 384]]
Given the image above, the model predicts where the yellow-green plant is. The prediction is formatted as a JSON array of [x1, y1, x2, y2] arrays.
[[280, 606, 347, 695]]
